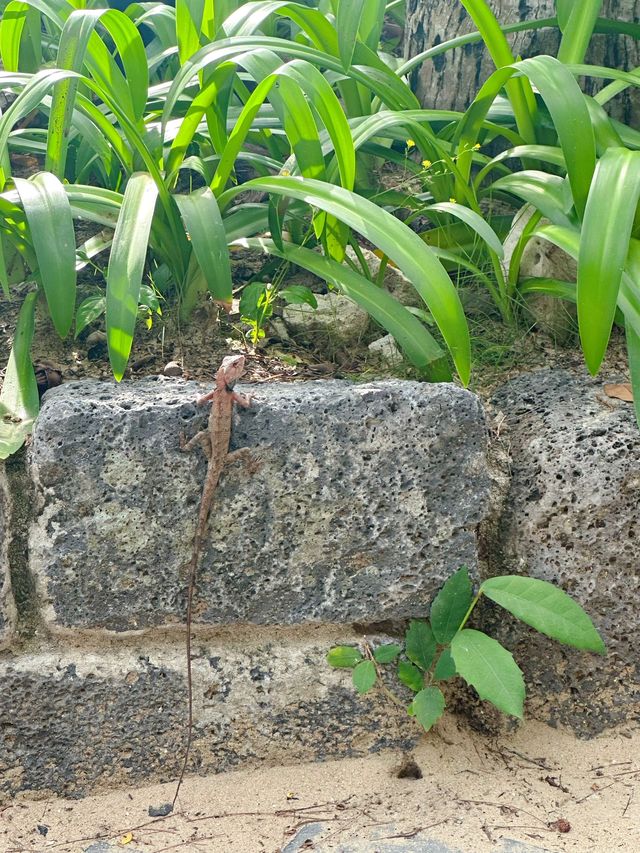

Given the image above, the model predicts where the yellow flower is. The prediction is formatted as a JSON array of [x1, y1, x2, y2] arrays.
[[406, 139, 415, 148], [473, 143, 481, 150], [421, 159, 432, 169], [449, 197, 457, 204], [281, 168, 291, 176]]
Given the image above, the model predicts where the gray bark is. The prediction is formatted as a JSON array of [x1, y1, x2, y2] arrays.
[[404, 1, 640, 123]]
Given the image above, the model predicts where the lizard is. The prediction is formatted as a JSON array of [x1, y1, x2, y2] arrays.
[[172, 354, 253, 808]]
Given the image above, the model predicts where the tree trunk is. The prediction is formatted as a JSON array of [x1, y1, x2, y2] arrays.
[[404, 1, 640, 123]]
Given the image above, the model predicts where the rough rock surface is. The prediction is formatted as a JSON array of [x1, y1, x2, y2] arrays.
[[345, 246, 423, 309], [282, 291, 370, 348], [368, 334, 404, 367], [0, 468, 14, 647], [284, 824, 557, 853], [28, 378, 490, 633], [489, 370, 640, 733], [501, 208, 577, 343], [0, 632, 414, 797]]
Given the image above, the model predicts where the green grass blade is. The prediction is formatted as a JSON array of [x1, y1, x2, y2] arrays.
[[481, 576, 605, 653], [162, 36, 417, 126], [45, 9, 97, 177], [165, 63, 236, 184], [14, 173, 75, 338], [0, 289, 38, 458], [106, 173, 159, 381], [275, 74, 325, 180], [74, 91, 133, 174], [222, 1, 339, 53], [176, 0, 206, 63], [335, 0, 385, 70], [209, 55, 354, 197], [620, 239, 640, 429], [223, 205, 270, 241], [91, 9, 149, 122], [555, 0, 573, 30], [397, 17, 558, 77], [174, 188, 233, 309], [238, 236, 451, 379], [627, 324, 640, 430], [53, 8, 147, 136], [336, 0, 366, 67], [458, 0, 536, 143], [0, 1, 36, 72], [491, 171, 575, 229], [516, 57, 596, 218], [533, 223, 640, 344], [0, 232, 9, 298], [458, 57, 596, 218], [0, 68, 77, 186], [424, 203, 504, 258], [129, 2, 177, 50], [475, 145, 565, 188], [450, 629, 525, 719], [578, 148, 640, 374], [518, 278, 576, 300], [224, 177, 470, 383], [275, 59, 356, 190], [557, 0, 603, 64]]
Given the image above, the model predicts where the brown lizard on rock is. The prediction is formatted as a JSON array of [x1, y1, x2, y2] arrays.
[[172, 354, 253, 807]]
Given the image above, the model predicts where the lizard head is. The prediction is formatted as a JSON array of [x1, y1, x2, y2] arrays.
[[218, 354, 246, 389]]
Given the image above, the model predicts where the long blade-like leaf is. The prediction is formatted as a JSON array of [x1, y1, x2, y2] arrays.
[[578, 148, 640, 374], [458, 57, 596, 218], [622, 239, 640, 429], [174, 188, 233, 308], [458, 0, 536, 143], [424, 203, 504, 258], [557, 0, 603, 64], [491, 172, 575, 230], [14, 173, 76, 338], [106, 174, 159, 381]]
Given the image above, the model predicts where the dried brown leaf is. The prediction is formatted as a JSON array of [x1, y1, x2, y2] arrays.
[[603, 383, 634, 402]]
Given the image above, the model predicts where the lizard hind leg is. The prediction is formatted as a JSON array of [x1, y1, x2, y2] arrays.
[[226, 446, 262, 474]]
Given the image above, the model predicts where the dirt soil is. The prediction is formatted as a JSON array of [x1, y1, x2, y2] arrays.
[[2, 716, 638, 853]]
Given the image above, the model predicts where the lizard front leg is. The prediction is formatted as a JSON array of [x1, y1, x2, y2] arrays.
[[180, 429, 212, 459], [232, 391, 253, 408]]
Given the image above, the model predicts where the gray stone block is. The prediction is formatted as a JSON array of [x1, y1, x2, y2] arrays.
[[29, 378, 489, 632], [284, 822, 558, 852], [84, 845, 143, 853], [489, 370, 640, 733], [0, 466, 16, 647], [0, 633, 415, 797]]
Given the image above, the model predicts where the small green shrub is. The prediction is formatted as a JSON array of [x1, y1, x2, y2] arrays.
[[328, 566, 605, 733]]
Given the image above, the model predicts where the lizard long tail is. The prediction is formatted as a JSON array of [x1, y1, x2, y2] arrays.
[[172, 534, 204, 808]]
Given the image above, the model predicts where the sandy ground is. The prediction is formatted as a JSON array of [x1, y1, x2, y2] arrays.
[[2, 717, 638, 853]]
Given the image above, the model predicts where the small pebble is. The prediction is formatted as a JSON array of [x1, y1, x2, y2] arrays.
[[163, 361, 183, 377], [148, 802, 173, 817], [86, 331, 108, 361]]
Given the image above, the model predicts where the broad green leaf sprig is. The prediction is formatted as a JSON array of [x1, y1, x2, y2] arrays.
[[328, 566, 605, 734]]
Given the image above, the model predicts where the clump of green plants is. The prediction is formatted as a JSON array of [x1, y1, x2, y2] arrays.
[[4, 0, 640, 461], [328, 566, 605, 733]]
